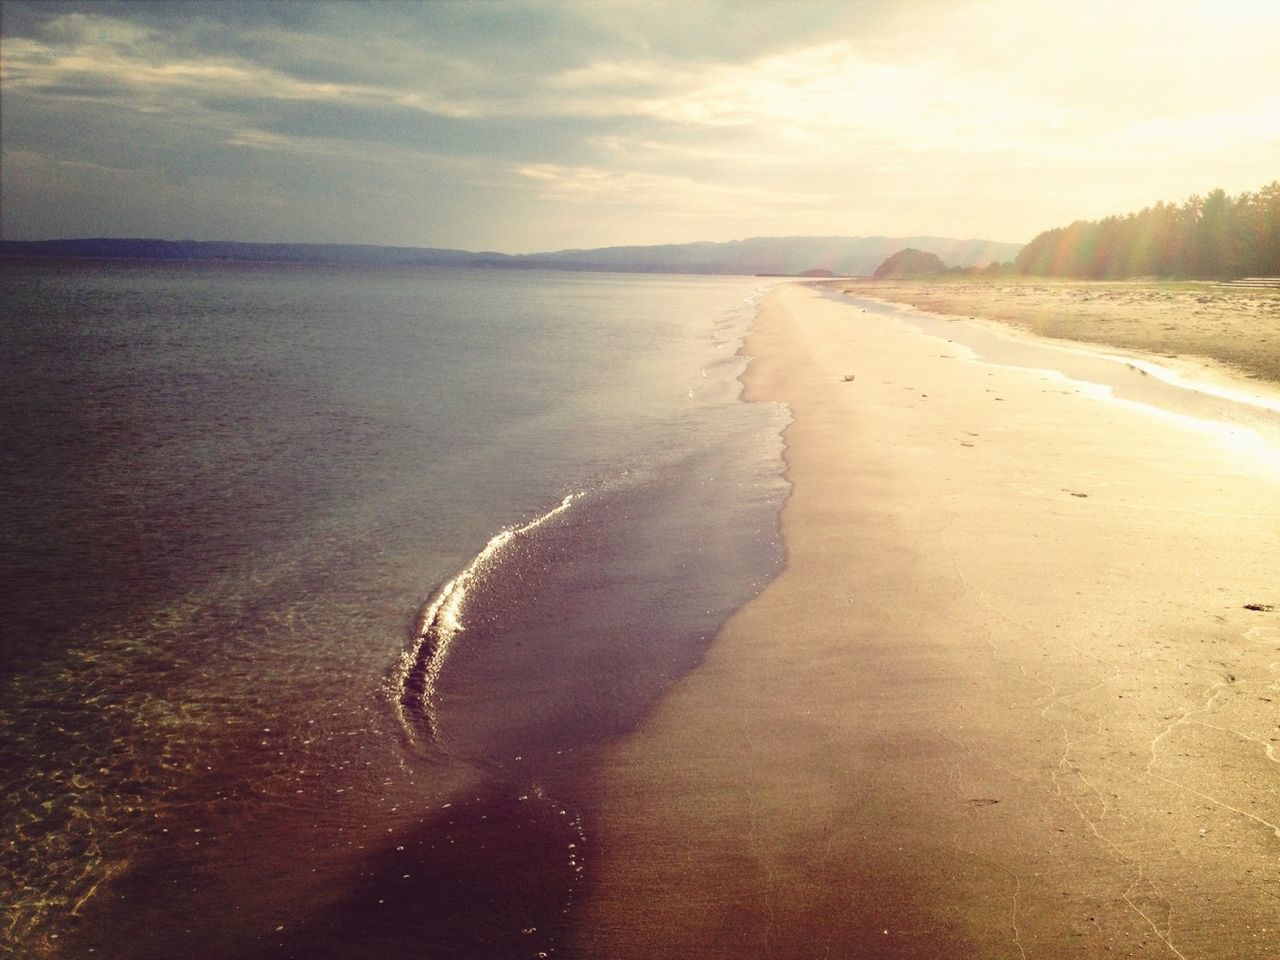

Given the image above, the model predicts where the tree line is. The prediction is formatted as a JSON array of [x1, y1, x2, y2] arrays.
[[1014, 181, 1280, 279]]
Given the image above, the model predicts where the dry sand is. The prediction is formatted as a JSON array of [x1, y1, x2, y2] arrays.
[[571, 283, 1280, 959], [841, 276, 1280, 388]]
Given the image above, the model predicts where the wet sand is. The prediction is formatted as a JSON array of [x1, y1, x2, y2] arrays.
[[572, 283, 1280, 958]]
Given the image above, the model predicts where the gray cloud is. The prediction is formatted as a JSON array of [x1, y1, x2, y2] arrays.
[[2, 0, 1276, 249]]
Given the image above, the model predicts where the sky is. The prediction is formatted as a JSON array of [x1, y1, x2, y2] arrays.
[[1, 0, 1277, 252]]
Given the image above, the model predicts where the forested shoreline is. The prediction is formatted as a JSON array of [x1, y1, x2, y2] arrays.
[[1015, 182, 1280, 279]]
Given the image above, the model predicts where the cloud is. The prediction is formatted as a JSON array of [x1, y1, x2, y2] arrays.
[[0, 13, 481, 117], [2, 0, 1277, 248], [515, 161, 827, 215]]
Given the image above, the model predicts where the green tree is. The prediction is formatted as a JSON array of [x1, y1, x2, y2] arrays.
[[1017, 182, 1278, 279]]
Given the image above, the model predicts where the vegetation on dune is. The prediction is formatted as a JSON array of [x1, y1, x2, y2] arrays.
[[1015, 181, 1280, 280]]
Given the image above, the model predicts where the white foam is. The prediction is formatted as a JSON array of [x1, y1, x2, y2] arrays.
[[394, 493, 580, 742], [1089, 352, 1280, 415]]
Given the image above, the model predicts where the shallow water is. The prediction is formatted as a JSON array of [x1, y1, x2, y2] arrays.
[[0, 260, 788, 957], [835, 290, 1280, 458]]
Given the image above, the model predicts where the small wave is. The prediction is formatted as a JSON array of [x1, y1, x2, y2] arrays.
[[393, 494, 579, 743]]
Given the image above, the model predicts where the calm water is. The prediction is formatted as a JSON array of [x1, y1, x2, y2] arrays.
[[0, 260, 788, 958]]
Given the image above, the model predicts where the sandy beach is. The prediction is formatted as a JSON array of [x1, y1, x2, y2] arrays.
[[571, 283, 1280, 958], [840, 276, 1280, 388]]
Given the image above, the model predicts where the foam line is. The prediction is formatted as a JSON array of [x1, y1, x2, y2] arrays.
[[394, 493, 580, 743]]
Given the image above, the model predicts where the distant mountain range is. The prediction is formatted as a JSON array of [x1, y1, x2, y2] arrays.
[[0, 235, 1021, 276]]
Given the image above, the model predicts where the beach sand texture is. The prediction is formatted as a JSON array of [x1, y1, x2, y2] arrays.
[[841, 277, 1280, 387], [572, 283, 1280, 959]]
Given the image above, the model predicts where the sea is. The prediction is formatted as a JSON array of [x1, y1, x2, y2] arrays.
[[0, 259, 790, 959]]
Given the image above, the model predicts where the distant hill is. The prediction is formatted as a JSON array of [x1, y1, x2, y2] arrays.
[[519, 236, 1019, 275], [872, 248, 947, 278], [0, 235, 1022, 276], [0, 238, 496, 267]]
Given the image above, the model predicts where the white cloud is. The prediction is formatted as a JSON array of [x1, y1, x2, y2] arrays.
[[515, 162, 828, 213], [3, 0, 1277, 248]]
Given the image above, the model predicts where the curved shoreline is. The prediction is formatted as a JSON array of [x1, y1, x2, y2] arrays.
[[838, 288, 1280, 414], [835, 276, 1280, 390], [571, 283, 1280, 958], [829, 289, 1280, 467]]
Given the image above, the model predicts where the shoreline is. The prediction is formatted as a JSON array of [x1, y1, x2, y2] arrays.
[[5, 268, 787, 959], [571, 283, 1280, 958], [834, 276, 1280, 391], [825, 289, 1280, 462]]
